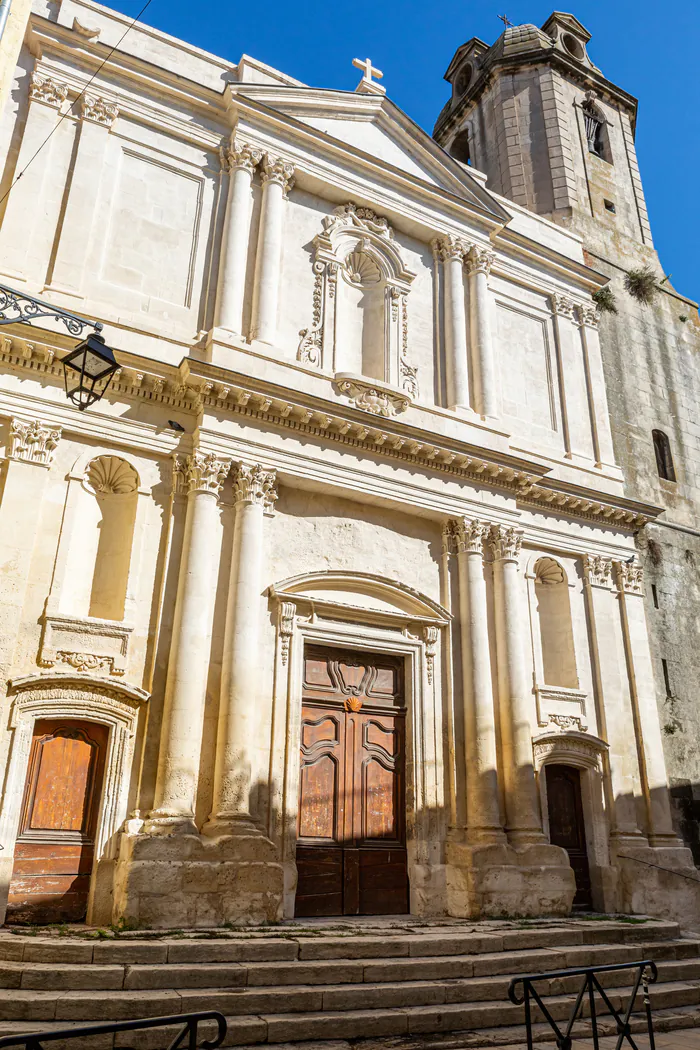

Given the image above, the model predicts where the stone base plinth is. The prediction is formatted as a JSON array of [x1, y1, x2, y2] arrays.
[[446, 841, 576, 919], [616, 844, 700, 926], [113, 824, 284, 928]]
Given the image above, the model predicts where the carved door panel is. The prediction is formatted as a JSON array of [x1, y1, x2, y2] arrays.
[[7, 719, 109, 924], [546, 763, 592, 909], [295, 647, 408, 917]]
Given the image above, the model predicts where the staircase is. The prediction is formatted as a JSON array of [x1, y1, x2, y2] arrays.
[[0, 918, 699, 1048]]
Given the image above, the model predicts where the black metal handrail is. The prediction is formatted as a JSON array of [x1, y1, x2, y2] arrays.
[[618, 852, 700, 884], [0, 1011, 226, 1050], [508, 959, 658, 1050]]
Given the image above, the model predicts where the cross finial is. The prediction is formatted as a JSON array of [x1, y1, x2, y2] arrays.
[[497, 13, 514, 28], [352, 56, 386, 95]]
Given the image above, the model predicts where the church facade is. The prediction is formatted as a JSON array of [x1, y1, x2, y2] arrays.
[[0, 1, 697, 928]]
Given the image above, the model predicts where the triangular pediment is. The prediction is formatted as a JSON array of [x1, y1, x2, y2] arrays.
[[230, 84, 509, 222]]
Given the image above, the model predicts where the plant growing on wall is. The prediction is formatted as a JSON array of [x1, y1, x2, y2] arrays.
[[592, 286, 617, 314], [624, 266, 659, 305]]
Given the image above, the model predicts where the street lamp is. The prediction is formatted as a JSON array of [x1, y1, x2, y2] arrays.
[[0, 284, 120, 410]]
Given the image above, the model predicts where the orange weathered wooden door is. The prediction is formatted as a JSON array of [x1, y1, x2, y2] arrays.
[[7, 719, 109, 924], [295, 647, 408, 917]]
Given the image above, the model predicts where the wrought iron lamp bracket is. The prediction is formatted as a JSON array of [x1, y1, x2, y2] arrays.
[[0, 284, 103, 337]]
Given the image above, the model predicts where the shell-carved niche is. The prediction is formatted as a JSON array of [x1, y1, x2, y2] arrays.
[[298, 203, 419, 398]]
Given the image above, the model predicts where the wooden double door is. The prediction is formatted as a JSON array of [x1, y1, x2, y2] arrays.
[[546, 763, 592, 910], [7, 719, 108, 924], [295, 647, 409, 917]]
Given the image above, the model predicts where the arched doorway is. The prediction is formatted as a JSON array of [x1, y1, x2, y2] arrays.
[[7, 719, 109, 923], [545, 763, 592, 910]]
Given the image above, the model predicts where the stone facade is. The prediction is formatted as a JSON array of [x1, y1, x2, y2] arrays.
[[0, 0, 696, 927], [435, 11, 700, 865]]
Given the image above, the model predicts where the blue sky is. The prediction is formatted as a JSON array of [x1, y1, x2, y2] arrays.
[[107, 0, 698, 303]]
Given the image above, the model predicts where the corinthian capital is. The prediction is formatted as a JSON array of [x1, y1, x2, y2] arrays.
[[615, 558, 644, 595], [9, 418, 61, 466], [577, 303, 600, 328], [453, 517, 491, 556], [184, 451, 231, 496], [582, 553, 613, 589], [465, 243, 495, 277], [432, 234, 468, 262], [550, 293, 577, 319], [221, 138, 263, 175], [29, 72, 68, 109], [80, 95, 119, 127], [489, 524, 523, 562], [261, 154, 295, 197], [233, 463, 278, 510]]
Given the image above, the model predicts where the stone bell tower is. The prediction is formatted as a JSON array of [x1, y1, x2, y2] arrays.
[[433, 12, 654, 260]]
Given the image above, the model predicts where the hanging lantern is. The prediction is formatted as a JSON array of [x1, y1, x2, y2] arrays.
[[61, 331, 119, 410]]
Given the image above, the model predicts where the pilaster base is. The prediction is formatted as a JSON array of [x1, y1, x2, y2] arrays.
[[446, 841, 576, 919], [113, 825, 284, 928], [614, 844, 700, 926]]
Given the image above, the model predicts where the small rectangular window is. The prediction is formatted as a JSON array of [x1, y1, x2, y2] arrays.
[[662, 658, 672, 697], [651, 584, 659, 608]]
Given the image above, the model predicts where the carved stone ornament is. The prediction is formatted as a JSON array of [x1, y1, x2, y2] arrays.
[[548, 713, 585, 731], [423, 624, 439, 684], [261, 153, 295, 197], [616, 558, 644, 595], [72, 17, 101, 39], [583, 553, 613, 589], [533, 730, 608, 772], [465, 244, 495, 277], [221, 138, 263, 175], [184, 451, 231, 497], [453, 517, 491, 556], [86, 455, 138, 495], [432, 234, 469, 262], [534, 556, 565, 585], [80, 95, 119, 127], [278, 601, 295, 666], [336, 375, 410, 417], [550, 293, 577, 319], [9, 417, 61, 466], [489, 524, 523, 561], [233, 463, 278, 510], [38, 612, 133, 677], [577, 303, 600, 328], [28, 72, 68, 108]]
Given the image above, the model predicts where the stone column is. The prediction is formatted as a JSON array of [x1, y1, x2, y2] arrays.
[[454, 518, 504, 844], [0, 72, 68, 282], [577, 305, 616, 469], [0, 418, 61, 681], [490, 524, 544, 845], [206, 464, 277, 834], [148, 451, 230, 832], [582, 554, 645, 844], [466, 244, 497, 418], [214, 140, 263, 336], [433, 236, 470, 411], [615, 559, 679, 845], [250, 154, 295, 345], [47, 95, 119, 297]]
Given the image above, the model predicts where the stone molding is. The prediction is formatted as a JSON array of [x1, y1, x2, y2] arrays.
[[28, 72, 68, 108], [583, 553, 613, 589], [80, 95, 119, 127], [533, 729, 608, 772], [550, 293, 577, 319], [221, 138, 263, 175], [452, 517, 490, 555], [8, 417, 61, 466], [261, 153, 295, 197], [182, 450, 231, 497], [465, 244, 495, 277], [38, 612, 133, 677], [615, 558, 644, 595], [233, 463, 277, 510], [489, 523, 523, 562], [335, 374, 410, 417], [577, 303, 600, 328]]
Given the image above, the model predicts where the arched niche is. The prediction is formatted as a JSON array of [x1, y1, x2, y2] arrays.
[[533, 557, 579, 689]]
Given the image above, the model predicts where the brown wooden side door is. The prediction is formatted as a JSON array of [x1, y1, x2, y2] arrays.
[[295, 647, 409, 917], [546, 763, 592, 910], [7, 719, 109, 924]]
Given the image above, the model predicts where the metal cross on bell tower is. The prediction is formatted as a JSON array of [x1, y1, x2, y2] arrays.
[[497, 13, 514, 28]]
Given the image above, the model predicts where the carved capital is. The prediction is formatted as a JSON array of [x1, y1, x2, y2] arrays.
[[184, 451, 231, 497], [550, 293, 577, 319], [80, 95, 119, 127], [577, 303, 600, 328], [583, 553, 613, 589], [489, 524, 523, 562], [233, 463, 278, 510], [28, 72, 68, 108], [432, 234, 468, 262], [222, 138, 263, 175], [615, 558, 644, 595], [9, 418, 61, 466], [261, 154, 295, 197], [453, 517, 491, 556], [465, 243, 495, 277]]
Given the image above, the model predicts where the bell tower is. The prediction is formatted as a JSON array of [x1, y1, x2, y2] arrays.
[[433, 12, 654, 257]]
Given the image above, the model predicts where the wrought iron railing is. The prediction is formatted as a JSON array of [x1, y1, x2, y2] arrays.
[[508, 959, 658, 1050], [0, 1011, 226, 1050]]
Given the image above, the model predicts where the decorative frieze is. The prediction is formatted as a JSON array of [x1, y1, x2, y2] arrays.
[[80, 95, 119, 128], [550, 293, 577, 319], [465, 244, 495, 276], [233, 463, 278, 510], [261, 154, 295, 197], [183, 451, 231, 497], [28, 72, 68, 108], [616, 558, 644, 595], [583, 553, 613, 589], [453, 517, 491, 555], [489, 524, 523, 562], [9, 418, 61, 466], [221, 138, 263, 175]]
